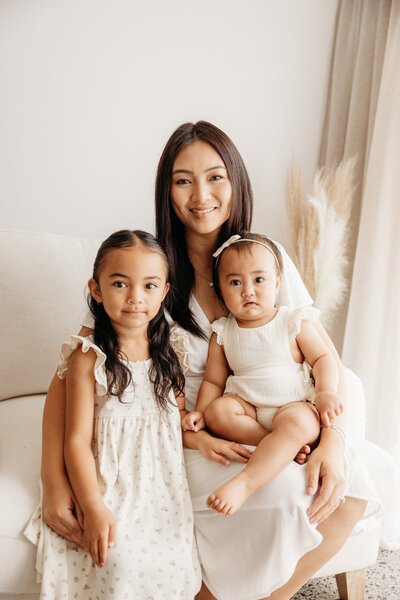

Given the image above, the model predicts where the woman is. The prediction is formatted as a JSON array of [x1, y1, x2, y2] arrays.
[[42, 122, 379, 600]]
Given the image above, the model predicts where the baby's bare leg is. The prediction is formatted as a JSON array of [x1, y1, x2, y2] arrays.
[[205, 394, 268, 446], [207, 402, 320, 516]]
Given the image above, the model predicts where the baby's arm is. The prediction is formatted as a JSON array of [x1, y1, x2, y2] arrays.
[[64, 347, 116, 568], [296, 320, 343, 426], [181, 333, 229, 432]]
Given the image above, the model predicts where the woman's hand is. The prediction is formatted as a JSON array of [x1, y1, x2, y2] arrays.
[[305, 432, 345, 525], [42, 476, 85, 548], [83, 502, 116, 568], [196, 434, 253, 466]]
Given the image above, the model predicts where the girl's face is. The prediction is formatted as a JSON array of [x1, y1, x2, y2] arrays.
[[89, 245, 169, 335], [217, 244, 282, 328], [170, 141, 233, 237]]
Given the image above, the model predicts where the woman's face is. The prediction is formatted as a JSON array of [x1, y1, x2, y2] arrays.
[[170, 141, 233, 237]]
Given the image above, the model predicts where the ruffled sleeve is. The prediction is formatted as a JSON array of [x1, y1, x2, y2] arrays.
[[57, 335, 108, 396], [288, 306, 321, 341], [211, 316, 227, 345], [170, 324, 190, 374]]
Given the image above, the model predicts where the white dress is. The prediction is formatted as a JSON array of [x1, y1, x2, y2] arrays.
[[211, 306, 319, 429], [24, 334, 201, 600], [184, 295, 381, 600]]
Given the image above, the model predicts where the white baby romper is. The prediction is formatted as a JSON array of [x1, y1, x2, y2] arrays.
[[211, 305, 319, 429], [24, 333, 201, 600]]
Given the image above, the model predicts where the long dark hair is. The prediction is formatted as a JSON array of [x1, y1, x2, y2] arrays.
[[89, 229, 184, 408], [155, 121, 253, 337]]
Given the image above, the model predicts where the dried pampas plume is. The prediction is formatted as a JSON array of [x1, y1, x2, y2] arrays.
[[285, 157, 356, 328]]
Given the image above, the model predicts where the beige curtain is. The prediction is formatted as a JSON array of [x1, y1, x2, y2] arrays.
[[320, 0, 400, 458]]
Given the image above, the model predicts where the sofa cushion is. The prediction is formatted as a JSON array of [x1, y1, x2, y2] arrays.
[[0, 395, 44, 594], [0, 230, 99, 401]]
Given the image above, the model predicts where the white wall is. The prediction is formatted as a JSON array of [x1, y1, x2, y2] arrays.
[[0, 0, 338, 245]]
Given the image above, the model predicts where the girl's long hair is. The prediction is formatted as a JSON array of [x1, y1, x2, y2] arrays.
[[155, 121, 253, 338], [89, 229, 184, 408]]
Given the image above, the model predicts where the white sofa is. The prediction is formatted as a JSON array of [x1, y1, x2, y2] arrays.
[[0, 229, 390, 599]]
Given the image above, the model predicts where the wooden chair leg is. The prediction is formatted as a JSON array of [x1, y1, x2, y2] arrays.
[[335, 568, 367, 600]]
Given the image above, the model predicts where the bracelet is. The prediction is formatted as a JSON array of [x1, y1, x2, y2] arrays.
[[320, 424, 346, 446], [314, 391, 343, 404]]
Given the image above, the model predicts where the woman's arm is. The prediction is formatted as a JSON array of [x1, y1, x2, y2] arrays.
[[182, 428, 253, 465], [41, 326, 93, 547], [65, 348, 115, 567], [305, 320, 347, 524], [277, 247, 348, 512]]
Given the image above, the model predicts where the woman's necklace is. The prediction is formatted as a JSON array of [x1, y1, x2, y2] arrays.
[[193, 267, 214, 287], [189, 247, 214, 287]]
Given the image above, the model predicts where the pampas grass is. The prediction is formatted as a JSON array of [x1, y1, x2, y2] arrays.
[[285, 157, 356, 328]]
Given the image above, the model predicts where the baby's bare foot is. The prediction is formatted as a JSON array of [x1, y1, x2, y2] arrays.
[[206, 472, 256, 516]]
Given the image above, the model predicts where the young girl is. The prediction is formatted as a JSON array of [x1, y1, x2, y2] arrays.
[[182, 232, 344, 517], [25, 230, 201, 599]]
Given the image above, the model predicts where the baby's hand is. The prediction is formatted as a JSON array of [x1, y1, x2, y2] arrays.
[[181, 410, 205, 432], [83, 502, 116, 567], [315, 391, 343, 427]]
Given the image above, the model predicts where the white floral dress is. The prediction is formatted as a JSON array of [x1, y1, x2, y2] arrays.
[[24, 329, 201, 600]]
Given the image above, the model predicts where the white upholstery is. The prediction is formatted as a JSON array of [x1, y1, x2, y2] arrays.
[[0, 230, 99, 401], [0, 396, 43, 595], [0, 230, 381, 597]]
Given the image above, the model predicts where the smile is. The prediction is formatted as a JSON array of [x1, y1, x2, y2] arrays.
[[189, 207, 217, 214]]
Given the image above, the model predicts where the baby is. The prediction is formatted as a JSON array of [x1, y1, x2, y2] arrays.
[[182, 232, 343, 516]]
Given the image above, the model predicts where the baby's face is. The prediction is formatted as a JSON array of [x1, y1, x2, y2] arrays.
[[217, 244, 281, 327]]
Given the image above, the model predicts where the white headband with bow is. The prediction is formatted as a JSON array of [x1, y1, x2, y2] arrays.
[[213, 235, 280, 268]]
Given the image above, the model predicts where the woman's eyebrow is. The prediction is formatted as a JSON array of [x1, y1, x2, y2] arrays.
[[172, 165, 226, 175], [204, 165, 226, 172]]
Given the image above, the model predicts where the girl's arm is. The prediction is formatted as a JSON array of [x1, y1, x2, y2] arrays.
[[41, 326, 92, 547], [181, 334, 229, 432], [41, 373, 85, 547], [64, 347, 116, 568], [174, 387, 187, 423]]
